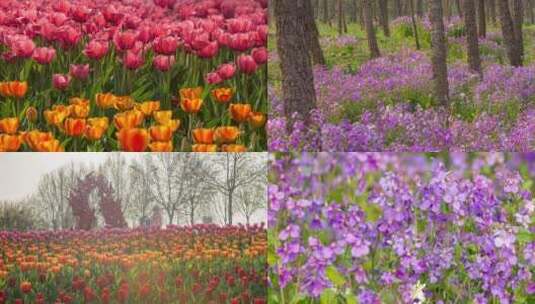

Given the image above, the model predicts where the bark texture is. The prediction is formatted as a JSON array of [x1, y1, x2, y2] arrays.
[[430, 0, 450, 107], [304, 0, 326, 65], [379, 0, 390, 36], [498, 0, 522, 66], [477, 0, 486, 37], [363, 0, 381, 58], [274, 0, 317, 130], [512, 0, 524, 63], [464, 0, 482, 73]]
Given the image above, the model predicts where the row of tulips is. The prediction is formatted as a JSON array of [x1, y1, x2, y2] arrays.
[[0, 86, 266, 152], [0, 0, 267, 151], [0, 224, 267, 303]]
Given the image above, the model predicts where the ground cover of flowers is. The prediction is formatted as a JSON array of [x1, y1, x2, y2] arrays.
[[0, 0, 267, 152], [269, 19, 535, 151], [0, 224, 267, 303], [268, 153, 535, 303]]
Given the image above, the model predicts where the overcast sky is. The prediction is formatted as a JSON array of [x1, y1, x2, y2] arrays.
[[0, 153, 267, 225]]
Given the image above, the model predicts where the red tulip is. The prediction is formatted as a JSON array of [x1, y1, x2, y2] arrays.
[[153, 55, 175, 72], [114, 31, 137, 51], [50, 13, 68, 26], [52, 74, 71, 90], [237, 55, 257, 74], [228, 18, 253, 33], [229, 33, 252, 52], [153, 36, 179, 55], [198, 41, 219, 58], [12, 37, 35, 58], [57, 26, 81, 47], [251, 47, 267, 64], [32, 47, 56, 64], [84, 40, 109, 60], [217, 63, 236, 80], [70, 64, 90, 80], [72, 6, 91, 23], [124, 51, 144, 70], [206, 72, 222, 85]]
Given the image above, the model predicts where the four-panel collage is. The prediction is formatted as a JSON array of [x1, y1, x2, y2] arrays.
[[0, 0, 534, 303]]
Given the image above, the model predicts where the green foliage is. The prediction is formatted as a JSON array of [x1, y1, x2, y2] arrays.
[[0, 201, 43, 231]]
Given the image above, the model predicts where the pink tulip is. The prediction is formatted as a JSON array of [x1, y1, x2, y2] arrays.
[[12, 37, 35, 58], [32, 47, 56, 65], [198, 41, 219, 59], [154, 0, 176, 9], [217, 63, 236, 80], [69, 64, 90, 80], [84, 40, 109, 60], [251, 47, 267, 65], [50, 13, 68, 27], [103, 5, 123, 25], [190, 32, 210, 51], [124, 51, 144, 70], [237, 55, 257, 74], [153, 55, 175, 72], [153, 36, 178, 55], [52, 74, 71, 91], [57, 26, 81, 48], [114, 31, 137, 51], [71, 6, 91, 23], [229, 33, 252, 52], [227, 18, 253, 33], [205, 72, 223, 85], [52, 0, 71, 13]]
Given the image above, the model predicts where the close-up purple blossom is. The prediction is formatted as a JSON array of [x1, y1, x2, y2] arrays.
[[268, 153, 535, 303]]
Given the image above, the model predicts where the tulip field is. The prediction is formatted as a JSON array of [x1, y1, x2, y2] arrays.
[[0, 224, 267, 303], [0, 0, 267, 152]]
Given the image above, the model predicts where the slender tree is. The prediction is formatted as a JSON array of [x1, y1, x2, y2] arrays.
[[465, 0, 482, 74], [498, 0, 522, 66], [417, 0, 425, 16], [477, 0, 486, 37], [512, 0, 524, 63], [304, 0, 326, 65], [363, 0, 381, 58], [378, 0, 391, 36], [430, 0, 450, 107], [322, 0, 329, 22], [275, 0, 317, 130], [456, 0, 464, 17], [409, 0, 421, 49], [489, 0, 497, 24]]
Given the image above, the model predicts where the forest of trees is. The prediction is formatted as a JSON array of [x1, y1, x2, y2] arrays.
[[273, 0, 534, 130], [0, 154, 267, 231]]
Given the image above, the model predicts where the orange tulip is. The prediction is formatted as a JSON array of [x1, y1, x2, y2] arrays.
[[64, 118, 87, 137], [22, 131, 54, 151], [0, 117, 19, 134], [69, 98, 90, 118], [191, 144, 218, 152], [88, 117, 109, 130], [249, 112, 266, 128], [0, 81, 28, 98], [211, 88, 233, 103], [179, 87, 203, 100], [229, 104, 252, 123], [20, 281, 32, 293], [85, 126, 106, 141], [44, 105, 71, 126], [116, 128, 150, 152], [149, 141, 173, 152], [149, 125, 174, 141], [114, 96, 135, 111], [114, 110, 144, 129], [137, 101, 161, 116], [153, 111, 172, 124], [0, 134, 21, 152], [214, 126, 239, 144], [25, 106, 38, 122], [192, 128, 215, 144], [95, 93, 116, 109], [164, 119, 181, 132], [221, 144, 247, 152], [180, 98, 203, 113], [37, 139, 64, 152]]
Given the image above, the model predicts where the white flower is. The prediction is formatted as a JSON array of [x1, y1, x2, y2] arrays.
[[411, 280, 426, 303]]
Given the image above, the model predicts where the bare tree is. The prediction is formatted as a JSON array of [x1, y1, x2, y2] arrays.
[[465, 0, 482, 74], [182, 155, 217, 225], [409, 0, 421, 49], [498, 0, 522, 66], [98, 154, 136, 216], [430, 0, 450, 107], [129, 156, 156, 225], [363, 0, 381, 58], [275, 0, 317, 131], [235, 182, 267, 225]]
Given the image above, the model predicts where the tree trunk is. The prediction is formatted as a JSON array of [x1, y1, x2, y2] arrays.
[[464, 0, 482, 74], [322, 0, 329, 22], [498, 0, 522, 66], [430, 0, 450, 107], [489, 0, 497, 24], [410, 0, 421, 49], [417, 0, 424, 16], [227, 191, 233, 225], [379, 0, 391, 36], [512, 0, 524, 63], [456, 0, 464, 17], [444, 0, 451, 20], [190, 202, 194, 225], [304, 0, 326, 65], [395, 0, 403, 16], [338, 0, 344, 34], [477, 0, 486, 37], [363, 0, 381, 58], [275, 0, 318, 130], [529, 0, 535, 23]]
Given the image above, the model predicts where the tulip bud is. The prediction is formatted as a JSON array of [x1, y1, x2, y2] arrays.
[[52, 74, 71, 90], [217, 63, 236, 80], [237, 55, 257, 74], [153, 55, 175, 72], [251, 47, 268, 65], [70, 64, 90, 80], [205, 72, 223, 85]]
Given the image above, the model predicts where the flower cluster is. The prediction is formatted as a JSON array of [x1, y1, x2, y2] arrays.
[[0, 224, 267, 304], [268, 153, 534, 303]]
